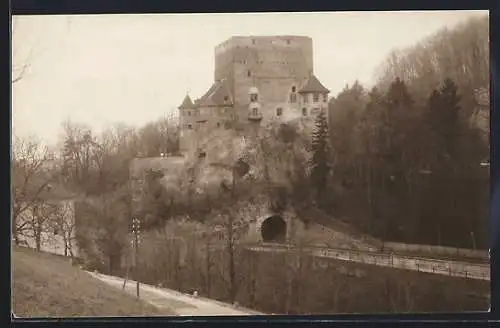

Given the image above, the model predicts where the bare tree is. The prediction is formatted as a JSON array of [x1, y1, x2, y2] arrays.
[[25, 200, 58, 252], [11, 136, 54, 245], [50, 201, 77, 257], [11, 15, 39, 85]]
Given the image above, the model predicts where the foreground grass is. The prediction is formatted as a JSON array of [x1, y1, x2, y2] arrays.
[[12, 246, 175, 317]]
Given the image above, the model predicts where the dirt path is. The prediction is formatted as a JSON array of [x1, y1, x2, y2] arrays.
[[88, 271, 262, 316]]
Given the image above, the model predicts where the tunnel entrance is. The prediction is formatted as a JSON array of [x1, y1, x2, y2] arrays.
[[261, 215, 287, 242]]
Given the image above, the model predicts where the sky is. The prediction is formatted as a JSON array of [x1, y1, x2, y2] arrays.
[[12, 10, 487, 146]]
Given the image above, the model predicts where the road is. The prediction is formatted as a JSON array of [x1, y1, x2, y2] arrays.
[[244, 244, 490, 281], [88, 271, 263, 316]]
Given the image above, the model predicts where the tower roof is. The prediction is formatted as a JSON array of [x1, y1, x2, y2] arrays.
[[196, 78, 233, 107], [178, 94, 194, 109], [298, 75, 329, 94]]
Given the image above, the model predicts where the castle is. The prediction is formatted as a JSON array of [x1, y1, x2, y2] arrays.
[[177, 36, 330, 153]]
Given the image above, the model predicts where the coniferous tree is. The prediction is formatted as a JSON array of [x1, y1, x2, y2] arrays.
[[421, 78, 489, 248], [377, 77, 415, 240], [310, 109, 331, 203]]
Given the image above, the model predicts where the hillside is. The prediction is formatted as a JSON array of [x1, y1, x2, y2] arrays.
[[129, 120, 378, 250], [12, 246, 175, 317]]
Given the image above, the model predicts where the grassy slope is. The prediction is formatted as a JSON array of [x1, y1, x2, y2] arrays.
[[12, 246, 175, 317]]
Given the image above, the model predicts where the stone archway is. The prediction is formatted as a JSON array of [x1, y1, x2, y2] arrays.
[[260, 215, 287, 242]]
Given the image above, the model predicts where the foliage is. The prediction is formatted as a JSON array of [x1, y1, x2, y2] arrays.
[[309, 109, 331, 202]]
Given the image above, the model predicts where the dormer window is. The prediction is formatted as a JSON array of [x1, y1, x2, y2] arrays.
[[276, 107, 283, 116], [224, 96, 229, 102], [249, 87, 259, 103], [313, 93, 320, 103]]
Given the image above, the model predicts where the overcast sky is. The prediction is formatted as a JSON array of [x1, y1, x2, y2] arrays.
[[12, 11, 487, 146]]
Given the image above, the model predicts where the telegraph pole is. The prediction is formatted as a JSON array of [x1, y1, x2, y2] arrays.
[[132, 217, 141, 299]]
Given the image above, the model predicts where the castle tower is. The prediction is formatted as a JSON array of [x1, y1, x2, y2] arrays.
[[177, 36, 329, 153], [178, 94, 195, 153], [298, 74, 330, 120]]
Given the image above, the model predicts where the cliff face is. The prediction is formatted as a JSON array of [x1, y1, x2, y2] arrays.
[[128, 121, 376, 249]]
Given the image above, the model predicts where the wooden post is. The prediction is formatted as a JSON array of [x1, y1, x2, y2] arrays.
[[132, 217, 141, 299]]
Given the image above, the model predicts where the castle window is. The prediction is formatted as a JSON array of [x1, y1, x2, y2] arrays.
[[302, 108, 308, 116], [276, 107, 283, 116], [313, 93, 320, 103], [250, 93, 258, 102], [247, 70, 251, 77], [290, 93, 297, 103]]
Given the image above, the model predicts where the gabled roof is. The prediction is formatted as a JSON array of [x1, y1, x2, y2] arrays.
[[298, 75, 330, 94], [178, 94, 195, 110], [196, 79, 234, 108]]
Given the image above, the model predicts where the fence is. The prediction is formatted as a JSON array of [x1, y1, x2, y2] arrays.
[[243, 243, 490, 281], [381, 242, 488, 261]]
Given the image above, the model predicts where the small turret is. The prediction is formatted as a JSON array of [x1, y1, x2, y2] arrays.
[[178, 94, 195, 110]]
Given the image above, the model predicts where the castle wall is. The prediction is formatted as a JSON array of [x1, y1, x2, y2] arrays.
[[181, 36, 324, 153], [222, 36, 314, 124]]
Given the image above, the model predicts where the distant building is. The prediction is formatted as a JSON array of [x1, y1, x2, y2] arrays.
[[177, 36, 330, 153]]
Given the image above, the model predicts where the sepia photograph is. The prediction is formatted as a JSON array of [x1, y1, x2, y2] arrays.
[[11, 10, 490, 317]]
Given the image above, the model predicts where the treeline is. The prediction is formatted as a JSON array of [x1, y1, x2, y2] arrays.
[[322, 15, 489, 248], [11, 115, 181, 267]]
